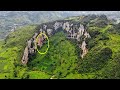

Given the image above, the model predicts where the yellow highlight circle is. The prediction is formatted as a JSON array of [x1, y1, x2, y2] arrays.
[[35, 32, 49, 55]]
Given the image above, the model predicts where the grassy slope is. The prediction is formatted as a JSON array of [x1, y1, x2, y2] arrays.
[[28, 71, 51, 79], [0, 25, 37, 79], [96, 33, 120, 79], [19, 25, 120, 79], [28, 31, 78, 79], [64, 25, 120, 79]]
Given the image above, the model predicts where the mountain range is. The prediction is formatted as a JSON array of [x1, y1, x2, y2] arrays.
[[0, 11, 120, 40]]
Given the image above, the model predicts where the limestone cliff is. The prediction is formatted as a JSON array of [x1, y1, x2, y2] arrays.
[[21, 46, 29, 64], [21, 20, 91, 64]]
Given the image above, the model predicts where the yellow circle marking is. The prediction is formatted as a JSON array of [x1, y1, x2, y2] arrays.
[[35, 32, 49, 55]]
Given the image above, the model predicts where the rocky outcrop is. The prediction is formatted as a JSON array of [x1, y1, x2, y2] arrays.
[[53, 22, 62, 30], [63, 22, 70, 32], [21, 46, 29, 64], [21, 20, 91, 64], [81, 41, 88, 58], [43, 25, 47, 30], [47, 29, 53, 36], [37, 36, 43, 48], [84, 31, 91, 39]]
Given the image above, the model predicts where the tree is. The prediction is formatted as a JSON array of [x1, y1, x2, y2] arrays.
[[77, 47, 112, 73], [89, 30, 101, 38], [99, 34, 109, 40], [100, 47, 112, 60], [87, 39, 97, 49], [22, 73, 30, 79]]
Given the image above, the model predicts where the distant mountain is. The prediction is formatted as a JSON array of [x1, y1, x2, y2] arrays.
[[0, 11, 59, 39], [0, 11, 120, 40], [0, 11, 82, 39]]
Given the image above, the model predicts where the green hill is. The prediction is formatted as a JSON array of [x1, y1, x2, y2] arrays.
[[0, 14, 120, 79], [27, 31, 78, 78], [0, 25, 37, 78]]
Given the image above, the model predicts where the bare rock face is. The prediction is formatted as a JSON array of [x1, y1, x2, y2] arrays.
[[47, 29, 53, 36], [29, 46, 35, 54], [66, 22, 70, 32], [28, 40, 32, 48], [63, 22, 66, 30], [53, 22, 63, 30], [84, 31, 91, 39], [33, 39, 37, 50], [76, 32, 81, 41], [33, 33, 38, 39], [79, 24, 85, 36], [37, 36, 43, 48], [76, 24, 85, 41], [81, 41, 88, 58], [43, 25, 47, 30], [53, 22, 60, 30], [21, 46, 29, 64], [71, 30, 77, 39], [63, 22, 70, 32]]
